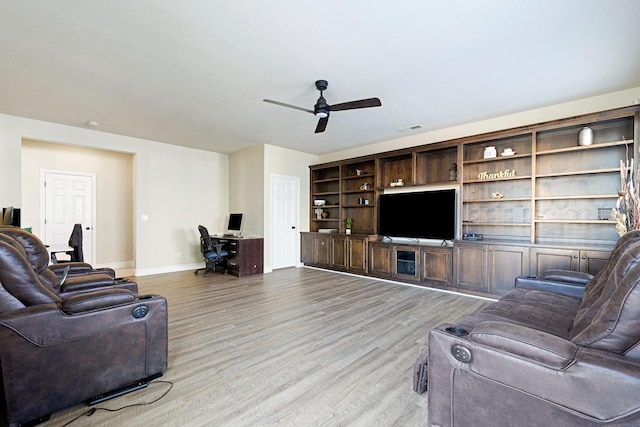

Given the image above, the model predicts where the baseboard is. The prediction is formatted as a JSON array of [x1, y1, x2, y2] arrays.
[[135, 263, 202, 277], [95, 260, 134, 270]]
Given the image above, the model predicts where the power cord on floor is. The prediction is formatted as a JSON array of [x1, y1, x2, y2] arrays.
[[61, 380, 173, 426]]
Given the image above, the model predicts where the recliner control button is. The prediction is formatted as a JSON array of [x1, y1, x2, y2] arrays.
[[132, 305, 149, 318], [451, 344, 472, 363]]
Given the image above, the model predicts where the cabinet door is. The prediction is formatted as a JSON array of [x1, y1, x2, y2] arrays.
[[454, 243, 487, 292], [348, 236, 368, 273], [420, 247, 452, 286], [315, 234, 331, 265], [330, 235, 348, 270], [578, 249, 610, 275], [300, 233, 315, 264], [530, 247, 580, 275], [487, 245, 530, 295], [393, 246, 420, 281], [369, 243, 392, 276]]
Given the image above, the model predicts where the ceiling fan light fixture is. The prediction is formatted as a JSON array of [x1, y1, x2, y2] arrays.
[[315, 111, 328, 119]]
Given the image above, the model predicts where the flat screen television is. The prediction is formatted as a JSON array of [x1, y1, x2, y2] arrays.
[[227, 213, 243, 232], [378, 189, 456, 240]]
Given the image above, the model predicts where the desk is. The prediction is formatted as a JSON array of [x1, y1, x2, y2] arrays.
[[211, 235, 263, 277], [47, 245, 74, 264]]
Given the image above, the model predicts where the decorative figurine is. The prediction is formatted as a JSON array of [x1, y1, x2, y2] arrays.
[[449, 163, 457, 181]]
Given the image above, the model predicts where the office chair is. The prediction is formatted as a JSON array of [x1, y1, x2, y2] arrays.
[[51, 223, 84, 263], [194, 225, 229, 277]]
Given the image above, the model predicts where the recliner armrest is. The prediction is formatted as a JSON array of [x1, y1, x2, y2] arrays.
[[515, 275, 586, 298], [60, 289, 136, 314], [469, 321, 578, 369], [60, 273, 115, 292], [540, 269, 593, 285]]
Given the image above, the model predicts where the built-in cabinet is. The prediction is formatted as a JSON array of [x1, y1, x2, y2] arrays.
[[330, 234, 368, 273], [454, 241, 530, 296], [530, 246, 611, 276], [368, 241, 452, 286], [303, 106, 640, 297]]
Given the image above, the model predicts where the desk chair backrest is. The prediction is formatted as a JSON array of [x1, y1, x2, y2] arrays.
[[198, 225, 212, 250], [68, 223, 84, 262]]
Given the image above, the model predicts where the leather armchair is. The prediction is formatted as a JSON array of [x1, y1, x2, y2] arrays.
[[0, 239, 168, 427], [0, 227, 136, 296], [417, 237, 640, 426]]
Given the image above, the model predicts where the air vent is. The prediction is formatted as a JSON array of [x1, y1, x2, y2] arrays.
[[397, 124, 423, 132]]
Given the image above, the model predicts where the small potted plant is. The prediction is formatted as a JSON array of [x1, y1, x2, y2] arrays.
[[345, 218, 352, 235]]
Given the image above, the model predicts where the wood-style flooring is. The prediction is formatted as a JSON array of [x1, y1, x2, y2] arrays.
[[44, 267, 493, 427]]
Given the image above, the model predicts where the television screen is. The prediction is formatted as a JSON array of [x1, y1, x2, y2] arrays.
[[378, 190, 456, 240], [227, 213, 243, 231]]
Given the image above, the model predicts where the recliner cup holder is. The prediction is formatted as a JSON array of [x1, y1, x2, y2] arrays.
[[445, 326, 468, 336], [137, 295, 153, 300]]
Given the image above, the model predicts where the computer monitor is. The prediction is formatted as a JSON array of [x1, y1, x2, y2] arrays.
[[2, 207, 20, 227], [227, 213, 243, 235]]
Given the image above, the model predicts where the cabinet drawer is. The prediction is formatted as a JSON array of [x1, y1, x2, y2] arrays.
[[227, 260, 239, 272]]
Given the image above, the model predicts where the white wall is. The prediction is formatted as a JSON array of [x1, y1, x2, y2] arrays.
[[229, 145, 265, 238], [21, 139, 134, 266], [229, 144, 317, 273], [317, 87, 640, 164], [0, 114, 229, 277]]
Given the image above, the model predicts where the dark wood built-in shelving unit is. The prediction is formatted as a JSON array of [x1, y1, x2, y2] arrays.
[[304, 106, 640, 297]]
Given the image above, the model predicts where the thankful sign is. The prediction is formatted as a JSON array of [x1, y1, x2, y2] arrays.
[[477, 169, 516, 180]]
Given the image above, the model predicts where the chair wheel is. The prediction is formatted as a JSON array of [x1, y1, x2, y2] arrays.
[[194, 271, 198, 275]]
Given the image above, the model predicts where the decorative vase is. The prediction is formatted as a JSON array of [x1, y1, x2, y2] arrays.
[[578, 126, 593, 146], [346, 228, 351, 235]]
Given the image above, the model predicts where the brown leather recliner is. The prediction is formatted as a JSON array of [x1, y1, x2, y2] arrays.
[[0, 239, 168, 427], [416, 236, 640, 426], [0, 227, 137, 296]]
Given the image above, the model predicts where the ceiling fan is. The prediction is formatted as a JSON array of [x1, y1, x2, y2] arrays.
[[263, 80, 382, 133]]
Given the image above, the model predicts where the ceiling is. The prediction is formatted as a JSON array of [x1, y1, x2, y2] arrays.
[[1, 1, 639, 156]]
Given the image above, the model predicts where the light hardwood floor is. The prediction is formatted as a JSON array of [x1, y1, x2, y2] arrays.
[[44, 267, 493, 427]]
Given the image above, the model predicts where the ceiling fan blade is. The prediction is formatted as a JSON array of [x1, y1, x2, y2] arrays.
[[329, 97, 382, 112], [263, 99, 314, 114], [315, 116, 329, 133]]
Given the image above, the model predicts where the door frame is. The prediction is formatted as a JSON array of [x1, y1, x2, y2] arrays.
[[40, 169, 97, 266], [270, 174, 300, 270]]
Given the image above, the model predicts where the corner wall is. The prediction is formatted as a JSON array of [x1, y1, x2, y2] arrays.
[[0, 114, 229, 277]]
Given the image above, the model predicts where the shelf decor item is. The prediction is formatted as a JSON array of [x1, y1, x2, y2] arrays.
[[483, 146, 497, 158], [449, 163, 457, 181], [345, 218, 352, 235], [578, 126, 593, 146], [611, 158, 639, 236]]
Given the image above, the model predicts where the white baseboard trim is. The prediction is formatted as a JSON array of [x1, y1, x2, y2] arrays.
[[301, 265, 498, 302], [135, 263, 202, 277], [95, 260, 133, 270]]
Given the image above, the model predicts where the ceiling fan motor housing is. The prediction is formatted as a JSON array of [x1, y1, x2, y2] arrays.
[[315, 80, 328, 91]]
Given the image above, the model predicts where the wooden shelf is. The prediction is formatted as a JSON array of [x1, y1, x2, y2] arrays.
[[464, 175, 532, 184], [464, 197, 530, 203], [535, 139, 633, 156], [535, 194, 618, 200], [462, 222, 530, 226], [536, 167, 620, 178], [463, 153, 531, 165], [535, 219, 616, 224]]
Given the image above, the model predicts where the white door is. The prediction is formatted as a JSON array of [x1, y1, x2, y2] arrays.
[[271, 174, 299, 269], [42, 171, 95, 264]]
